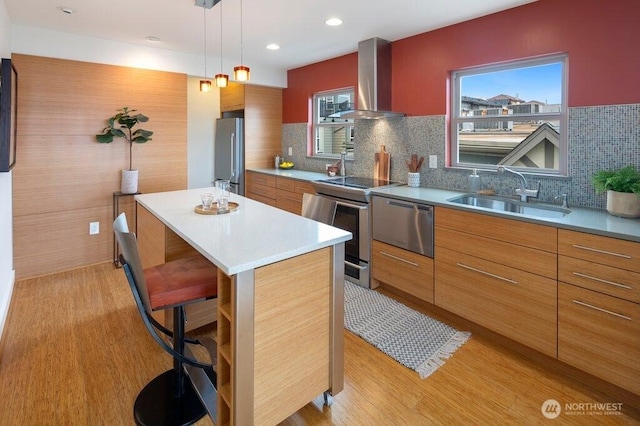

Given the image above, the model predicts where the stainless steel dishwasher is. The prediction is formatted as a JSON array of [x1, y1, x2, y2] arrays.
[[371, 195, 434, 257]]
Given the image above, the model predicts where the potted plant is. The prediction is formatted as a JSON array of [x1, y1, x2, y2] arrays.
[[592, 165, 640, 218], [96, 107, 153, 194]]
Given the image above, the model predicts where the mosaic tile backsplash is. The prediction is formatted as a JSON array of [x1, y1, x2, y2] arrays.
[[282, 103, 640, 210]]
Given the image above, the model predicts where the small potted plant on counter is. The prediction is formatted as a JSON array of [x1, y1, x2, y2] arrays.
[[592, 165, 640, 218], [96, 107, 153, 194]]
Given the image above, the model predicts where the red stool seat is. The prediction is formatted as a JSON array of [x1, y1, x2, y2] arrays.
[[144, 255, 218, 311]]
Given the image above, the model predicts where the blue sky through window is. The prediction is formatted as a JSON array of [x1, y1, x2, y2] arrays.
[[461, 62, 562, 105]]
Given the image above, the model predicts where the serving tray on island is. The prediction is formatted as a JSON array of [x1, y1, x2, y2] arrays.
[[195, 202, 239, 215]]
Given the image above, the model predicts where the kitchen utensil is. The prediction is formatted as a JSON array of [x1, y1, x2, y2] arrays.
[[375, 145, 390, 181]]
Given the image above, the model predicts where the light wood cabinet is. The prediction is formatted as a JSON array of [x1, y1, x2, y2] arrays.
[[245, 170, 277, 206], [220, 82, 245, 112], [220, 82, 282, 173], [558, 229, 640, 395], [246, 171, 315, 215], [371, 240, 434, 303], [434, 207, 558, 357], [276, 179, 315, 215]]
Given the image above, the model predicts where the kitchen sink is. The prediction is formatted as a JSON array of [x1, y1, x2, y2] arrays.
[[447, 194, 571, 219]]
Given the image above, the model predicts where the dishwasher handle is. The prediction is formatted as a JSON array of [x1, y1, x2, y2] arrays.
[[387, 199, 433, 213]]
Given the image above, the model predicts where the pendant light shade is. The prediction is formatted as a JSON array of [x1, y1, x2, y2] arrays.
[[215, 73, 229, 87], [233, 65, 250, 81], [200, 80, 212, 92], [233, 0, 250, 82], [215, 0, 228, 88]]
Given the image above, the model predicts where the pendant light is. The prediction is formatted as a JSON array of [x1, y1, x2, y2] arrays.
[[215, 0, 229, 88], [199, 6, 212, 92], [233, 0, 250, 81]]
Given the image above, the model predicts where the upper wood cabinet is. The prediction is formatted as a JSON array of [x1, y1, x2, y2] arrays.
[[220, 82, 283, 175], [220, 83, 245, 112]]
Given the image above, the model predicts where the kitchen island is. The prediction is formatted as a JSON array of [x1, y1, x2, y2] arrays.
[[134, 188, 351, 425]]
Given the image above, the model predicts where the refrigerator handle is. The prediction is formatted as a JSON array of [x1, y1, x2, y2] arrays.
[[230, 132, 236, 179]]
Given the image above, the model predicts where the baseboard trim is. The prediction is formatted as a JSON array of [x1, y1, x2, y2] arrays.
[[0, 269, 16, 347]]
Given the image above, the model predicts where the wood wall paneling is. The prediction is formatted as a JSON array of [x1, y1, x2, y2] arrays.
[[12, 54, 188, 279]]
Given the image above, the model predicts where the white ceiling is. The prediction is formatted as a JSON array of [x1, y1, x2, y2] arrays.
[[5, 0, 536, 77]]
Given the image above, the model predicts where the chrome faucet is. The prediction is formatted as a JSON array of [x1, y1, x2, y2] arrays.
[[340, 152, 346, 176], [497, 166, 539, 202], [554, 193, 568, 208]]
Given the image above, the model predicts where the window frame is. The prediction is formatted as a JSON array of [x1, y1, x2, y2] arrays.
[[311, 87, 355, 159], [450, 54, 568, 175]]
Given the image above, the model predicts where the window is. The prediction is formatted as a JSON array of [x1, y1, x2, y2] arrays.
[[313, 89, 355, 157], [451, 54, 567, 174]]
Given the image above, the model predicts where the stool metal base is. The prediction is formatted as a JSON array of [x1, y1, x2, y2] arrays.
[[134, 369, 206, 426]]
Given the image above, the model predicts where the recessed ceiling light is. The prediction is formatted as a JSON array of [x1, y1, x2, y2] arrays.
[[266, 43, 280, 50], [325, 17, 343, 26], [145, 36, 161, 43], [57, 6, 74, 15]]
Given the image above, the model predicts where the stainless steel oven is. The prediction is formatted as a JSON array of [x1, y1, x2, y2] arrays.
[[314, 193, 371, 287], [311, 176, 402, 288]]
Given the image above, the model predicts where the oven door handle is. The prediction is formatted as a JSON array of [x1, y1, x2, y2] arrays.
[[335, 200, 368, 210], [345, 260, 366, 270]]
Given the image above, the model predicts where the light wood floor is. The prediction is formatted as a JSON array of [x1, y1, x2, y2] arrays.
[[1, 263, 638, 425]]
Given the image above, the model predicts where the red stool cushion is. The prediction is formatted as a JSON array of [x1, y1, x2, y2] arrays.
[[144, 255, 218, 311]]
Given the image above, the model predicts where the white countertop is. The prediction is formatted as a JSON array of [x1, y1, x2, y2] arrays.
[[135, 188, 352, 275]]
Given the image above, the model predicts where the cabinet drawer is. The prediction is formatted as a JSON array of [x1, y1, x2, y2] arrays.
[[246, 182, 276, 200], [372, 240, 434, 303], [558, 229, 640, 273], [247, 192, 277, 207], [435, 246, 557, 357], [435, 207, 557, 253], [276, 189, 302, 214], [295, 181, 315, 196], [246, 171, 276, 188], [558, 283, 640, 395], [276, 176, 296, 192], [436, 226, 557, 279], [559, 255, 640, 303]]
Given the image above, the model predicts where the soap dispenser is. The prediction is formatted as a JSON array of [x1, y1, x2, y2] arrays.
[[469, 169, 481, 192]]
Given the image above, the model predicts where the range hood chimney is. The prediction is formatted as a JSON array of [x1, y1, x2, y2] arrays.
[[331, 38, 404, 119]]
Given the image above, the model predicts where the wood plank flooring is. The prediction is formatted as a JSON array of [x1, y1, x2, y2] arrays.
[[0, 263, 638, 425]]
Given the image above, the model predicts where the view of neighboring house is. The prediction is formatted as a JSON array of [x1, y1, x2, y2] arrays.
[[458, 93, 560, 168]]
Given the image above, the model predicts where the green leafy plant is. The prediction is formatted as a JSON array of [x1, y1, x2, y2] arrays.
[[592, 165, 640, 195], [96, 107, 153, 170]]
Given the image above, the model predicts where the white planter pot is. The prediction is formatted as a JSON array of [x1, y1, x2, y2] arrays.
[[606, 190, 640, 218], [121, 169, 139, 194], [407, 172, 420, 187]]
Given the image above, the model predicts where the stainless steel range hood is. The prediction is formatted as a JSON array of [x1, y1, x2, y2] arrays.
[[330, 38, 404, 119]]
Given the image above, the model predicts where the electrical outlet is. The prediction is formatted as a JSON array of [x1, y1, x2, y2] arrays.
[[89, 222, 99, 235], [429, 155, 437, 168], [288, 147, 293, 156]]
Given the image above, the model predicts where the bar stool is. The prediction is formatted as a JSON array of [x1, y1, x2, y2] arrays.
[[113, 212, 218, 426]]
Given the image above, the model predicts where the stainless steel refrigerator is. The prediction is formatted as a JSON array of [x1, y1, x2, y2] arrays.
[[214, 117, 244, 195]]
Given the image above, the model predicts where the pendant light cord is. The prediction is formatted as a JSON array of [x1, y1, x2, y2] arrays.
[[203, 8, 207, 79]]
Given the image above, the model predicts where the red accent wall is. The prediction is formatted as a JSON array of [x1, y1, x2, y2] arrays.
[[283, 0, 640, 122]]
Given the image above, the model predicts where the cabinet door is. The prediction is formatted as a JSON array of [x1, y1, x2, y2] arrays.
[[372, 240, 434, 303], [558, 229, 640, 273], [435, 246, 557, 357], [559, 283, 640, 395], [245, 171, 277, 206], [220, 83, 245, 112]]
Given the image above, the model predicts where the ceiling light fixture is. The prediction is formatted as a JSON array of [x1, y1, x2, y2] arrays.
[[200, 7, 212, 92], [145, 36, 161, 43], [215, 1, 229, 88], [325, 17, 343, 26], [266, 43, 280, 50], [233, 0, 250, 82]]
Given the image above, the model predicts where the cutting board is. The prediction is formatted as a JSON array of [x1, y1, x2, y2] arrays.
[[374, 145, 390, 181]]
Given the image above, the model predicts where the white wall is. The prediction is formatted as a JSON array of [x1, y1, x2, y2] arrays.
[[0, 0, 15, 344], [187, 76, 220, 189]]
